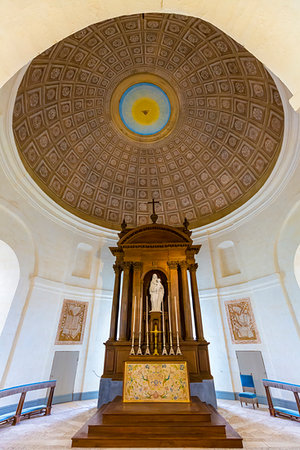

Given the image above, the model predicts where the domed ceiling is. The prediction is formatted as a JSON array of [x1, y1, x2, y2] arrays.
[[12, 13, 284, 230]]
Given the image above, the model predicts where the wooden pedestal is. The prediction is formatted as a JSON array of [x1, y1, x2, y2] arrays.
[[72, 396, 243, 448]]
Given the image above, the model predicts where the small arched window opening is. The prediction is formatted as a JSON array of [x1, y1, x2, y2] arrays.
[[0, 240, 20, 336]]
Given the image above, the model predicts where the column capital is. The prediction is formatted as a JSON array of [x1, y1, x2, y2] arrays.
[[179, 261, 189, 269], [113, 263, 122, 273], [167, 261, 178, 269], [189, 263, 198, 272], [132, 261, 143, 269], [122, 261, 132, 271]]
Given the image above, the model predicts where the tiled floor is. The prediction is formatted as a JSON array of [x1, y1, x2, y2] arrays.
[[0, 398, 300, 449]]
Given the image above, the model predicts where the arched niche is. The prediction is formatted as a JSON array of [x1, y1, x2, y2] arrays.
[[0, 240, 20, 336], [217, 240, 241, 277], [276, 198, 300, 280], [0, 202, 36, 384], [276, 197, 300, 330], [72, 243, 93, 279], [143, 269, 168, 312]]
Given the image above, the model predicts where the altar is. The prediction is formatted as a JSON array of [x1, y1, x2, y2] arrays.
[[72, 211, 242, 448], [123, 362, 190, 402]]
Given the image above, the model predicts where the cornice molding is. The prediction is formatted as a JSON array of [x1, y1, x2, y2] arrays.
[[32, 275, 113, 300], [199, 273, 281, 300]]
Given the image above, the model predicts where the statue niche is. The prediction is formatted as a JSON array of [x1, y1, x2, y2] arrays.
[[150, 274, 164, 312], [143, 270, 167, 312], [142, 270, 168, 354]]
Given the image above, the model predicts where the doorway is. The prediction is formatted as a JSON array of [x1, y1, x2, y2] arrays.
[[50, 351, 79, 403], [236, 350, 267, 396]]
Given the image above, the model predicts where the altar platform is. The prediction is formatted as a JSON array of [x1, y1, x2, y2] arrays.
[[72, 396, 243, 448]]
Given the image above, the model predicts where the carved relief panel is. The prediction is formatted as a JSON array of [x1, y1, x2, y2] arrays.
[[225, 298, 260, 344], [55, 299, 88, 344]]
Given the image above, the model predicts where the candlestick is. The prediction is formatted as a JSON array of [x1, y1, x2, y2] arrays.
[[130, 296, 136, 355], [137, 296, 143, 355], [168, 295, 175, 355], [174, 295, 179, 333], [174, 296, 182, 355], [162, 298, 168, 355], [145, 296, 150, 355], [150, 325, 161, 356]]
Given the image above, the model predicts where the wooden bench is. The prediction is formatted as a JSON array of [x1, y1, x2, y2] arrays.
[[0, 380, 56, 426], [262, 379, 300, 422]]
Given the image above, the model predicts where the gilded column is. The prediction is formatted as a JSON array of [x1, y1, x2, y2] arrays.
[[132, 262, 143, 333], [179, 261, 193, 340], [109, 263, 122, 340], [119, 261, 131, 340], [189, 263, 204, 341], [167, 261, 181, 338]]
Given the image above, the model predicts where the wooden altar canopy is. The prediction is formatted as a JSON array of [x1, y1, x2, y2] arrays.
[[102, 218, 212, 382]]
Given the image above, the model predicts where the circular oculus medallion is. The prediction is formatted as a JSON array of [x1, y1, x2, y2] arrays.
[[119, 83, 171, 136], [110, 73, 180, 143]]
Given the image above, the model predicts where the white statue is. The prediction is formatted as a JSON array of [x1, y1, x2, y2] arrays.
[[149, 274, 164, 312]]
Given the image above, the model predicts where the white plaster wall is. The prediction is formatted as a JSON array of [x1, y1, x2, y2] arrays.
[[200, 290, 233, 393]]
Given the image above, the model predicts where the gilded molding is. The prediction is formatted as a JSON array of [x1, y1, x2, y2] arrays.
[[167, 261, 179, 270]]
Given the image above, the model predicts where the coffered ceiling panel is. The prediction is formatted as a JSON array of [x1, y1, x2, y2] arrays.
[[12, 13, 284, 230]]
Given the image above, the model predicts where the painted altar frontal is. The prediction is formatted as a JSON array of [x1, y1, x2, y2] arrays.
[[123, 362, 190, 402]]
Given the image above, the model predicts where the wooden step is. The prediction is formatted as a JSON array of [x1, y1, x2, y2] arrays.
[[102, 395, 211, 424], [72, 396, 243, 448], [72, 435, 243, 448], [89, 423, 226, 437]]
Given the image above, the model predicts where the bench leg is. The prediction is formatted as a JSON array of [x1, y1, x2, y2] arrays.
[[13, 392, 26, 425], [45, 386, 55, 416]]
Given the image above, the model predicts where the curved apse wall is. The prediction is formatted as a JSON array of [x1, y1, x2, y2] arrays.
[[0, 240, 20, 336]]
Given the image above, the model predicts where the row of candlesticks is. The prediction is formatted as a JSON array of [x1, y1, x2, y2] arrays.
[[129, 296, 182, 356]]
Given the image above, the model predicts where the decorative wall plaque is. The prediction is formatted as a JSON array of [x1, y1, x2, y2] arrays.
[[225, 298, 260, 344], [123, 362, 190, 402], [55, 299, 88, 345]]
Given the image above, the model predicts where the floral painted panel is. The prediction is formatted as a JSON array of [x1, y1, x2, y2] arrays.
[[225, 298, 260, 344], [123, 362, 190, 402], [55, 299, 88, 345]]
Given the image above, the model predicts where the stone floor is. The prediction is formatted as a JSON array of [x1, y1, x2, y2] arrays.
[[0, 398, 300, 449]]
